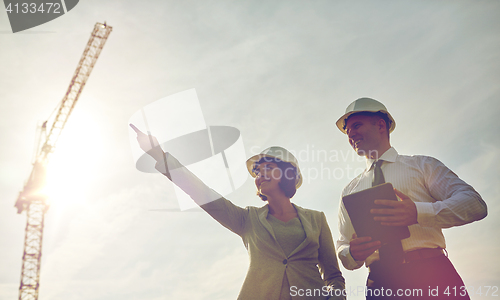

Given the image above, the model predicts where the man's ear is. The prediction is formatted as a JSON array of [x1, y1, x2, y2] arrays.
[[377, 118, 387, 134]]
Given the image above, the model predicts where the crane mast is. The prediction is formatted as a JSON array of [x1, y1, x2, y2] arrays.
[[14, 22, 112, 300]]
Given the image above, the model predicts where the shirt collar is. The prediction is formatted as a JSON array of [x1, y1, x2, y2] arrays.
[[366, 147, 398, 169]]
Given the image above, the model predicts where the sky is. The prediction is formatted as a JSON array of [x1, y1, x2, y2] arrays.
[[1, 0, 499, 299]]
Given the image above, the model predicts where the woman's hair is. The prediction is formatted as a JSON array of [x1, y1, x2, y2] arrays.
[[253, 157, 298, 201]]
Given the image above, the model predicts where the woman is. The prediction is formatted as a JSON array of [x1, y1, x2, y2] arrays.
[[131, 124, 345, 300]]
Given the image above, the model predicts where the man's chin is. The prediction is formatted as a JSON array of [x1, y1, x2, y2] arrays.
[[355, 148, 368, 157]]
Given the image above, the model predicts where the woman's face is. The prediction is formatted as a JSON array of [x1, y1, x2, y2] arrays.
[[254, 162, 282, 196]]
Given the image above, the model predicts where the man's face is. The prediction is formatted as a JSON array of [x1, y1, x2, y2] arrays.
[[345, 114, 383, 157]]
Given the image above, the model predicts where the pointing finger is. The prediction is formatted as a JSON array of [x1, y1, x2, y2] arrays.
[[129, 123, 143, 134]]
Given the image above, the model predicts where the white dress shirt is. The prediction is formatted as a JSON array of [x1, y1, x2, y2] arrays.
[[336, 147, 487, 270]]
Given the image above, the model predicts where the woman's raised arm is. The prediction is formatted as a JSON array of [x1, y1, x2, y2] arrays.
[[130, 123, 248, 236]]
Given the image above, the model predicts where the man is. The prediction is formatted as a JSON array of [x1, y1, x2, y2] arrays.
[[335, 98, 487, 299]]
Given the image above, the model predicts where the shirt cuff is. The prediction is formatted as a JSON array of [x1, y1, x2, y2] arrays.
[[339, 247, 364, 270], [415, 201, 436, 227]]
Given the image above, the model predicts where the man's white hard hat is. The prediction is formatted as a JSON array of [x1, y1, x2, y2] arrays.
[[336, 97, 396, 134], [246, 146, 303, 189]]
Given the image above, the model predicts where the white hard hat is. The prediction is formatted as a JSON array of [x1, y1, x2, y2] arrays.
[[246, 146, 303, 188], [336, 97, 396, 134]]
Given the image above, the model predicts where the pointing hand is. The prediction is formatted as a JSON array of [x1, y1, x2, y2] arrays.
[[130, 123, 164, 162]]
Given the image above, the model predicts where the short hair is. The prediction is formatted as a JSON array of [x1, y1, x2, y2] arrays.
[[344, 111, 391, 136], [253, 157, 298, 201]]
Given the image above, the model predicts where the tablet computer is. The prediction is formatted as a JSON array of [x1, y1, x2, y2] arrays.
[[342, 183, 410, 243]]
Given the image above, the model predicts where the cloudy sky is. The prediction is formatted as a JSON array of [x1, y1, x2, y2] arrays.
[[1, 1, 499, 299]]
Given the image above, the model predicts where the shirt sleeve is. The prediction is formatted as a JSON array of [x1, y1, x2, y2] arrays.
[[415, 156, 487, 228], [317, 212, 346, 300], [155, 152, 249, 236], [336, 198, 366, 270]]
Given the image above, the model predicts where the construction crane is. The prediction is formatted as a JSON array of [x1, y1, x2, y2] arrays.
[[14, 22, 112, 300]]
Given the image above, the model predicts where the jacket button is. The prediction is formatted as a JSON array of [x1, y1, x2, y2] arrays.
[[282, 259, 287, 264]]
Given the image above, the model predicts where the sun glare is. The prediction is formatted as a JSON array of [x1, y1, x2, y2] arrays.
[[44, 109, 103, 209]]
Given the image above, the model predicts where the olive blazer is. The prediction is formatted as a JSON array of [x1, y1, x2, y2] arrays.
[[156, 153, 345, 300]]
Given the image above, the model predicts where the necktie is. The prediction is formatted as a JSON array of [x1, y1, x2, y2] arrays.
[[372, 160, 405, 264], [372, 160, 386, 186]]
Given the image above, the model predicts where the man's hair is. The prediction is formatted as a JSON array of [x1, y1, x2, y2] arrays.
[[253, 157, 298, 201], [345, 111, 391, 137]]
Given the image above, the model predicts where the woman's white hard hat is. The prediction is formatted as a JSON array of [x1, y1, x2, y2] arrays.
[[246, 146, 303, 189], [336, 97, 396, 134]]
